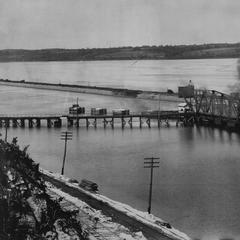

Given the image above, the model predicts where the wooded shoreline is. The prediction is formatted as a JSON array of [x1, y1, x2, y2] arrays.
[[0, 43, 240, 62]]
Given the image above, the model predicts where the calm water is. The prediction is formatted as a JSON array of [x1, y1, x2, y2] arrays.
[[0, 58, 239, 92], [1, 59, 240, 240]]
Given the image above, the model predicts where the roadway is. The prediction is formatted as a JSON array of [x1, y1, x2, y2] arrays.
[[42, 173, 178, 240]]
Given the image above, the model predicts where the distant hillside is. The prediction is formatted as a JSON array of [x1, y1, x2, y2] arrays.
[[1, 43, 240, 62]]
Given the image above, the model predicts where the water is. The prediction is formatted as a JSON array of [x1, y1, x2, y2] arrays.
[[1, 59, 240, 240], [0, 58, 238, 92]]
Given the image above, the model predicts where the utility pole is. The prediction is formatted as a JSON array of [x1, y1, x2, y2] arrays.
[[158, 91, 161, 113], [60, 131, 73, 175], [144, 157, 160, 214], [76, 97, 79, 128], [158, 91, 161, 127], [4, 121, 8, 142]]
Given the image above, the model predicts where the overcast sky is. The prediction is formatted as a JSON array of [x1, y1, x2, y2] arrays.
[[0, 0, 240, 49]]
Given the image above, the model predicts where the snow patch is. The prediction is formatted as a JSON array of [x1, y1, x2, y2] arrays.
[[41, 168, 191, 240]]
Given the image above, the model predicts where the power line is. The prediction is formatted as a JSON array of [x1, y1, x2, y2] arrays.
[[144, 157, 160, 214]]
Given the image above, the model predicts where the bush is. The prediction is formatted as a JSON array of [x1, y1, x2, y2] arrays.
[[0, 138, 86, 240]]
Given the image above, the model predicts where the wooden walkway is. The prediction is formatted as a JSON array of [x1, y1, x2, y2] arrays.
[[0, 111, 193, 129]]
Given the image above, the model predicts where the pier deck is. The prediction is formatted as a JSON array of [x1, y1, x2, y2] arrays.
[[0, 111, 192, 129]]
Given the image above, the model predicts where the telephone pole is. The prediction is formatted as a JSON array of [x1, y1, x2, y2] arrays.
[[144, 157, 160, 214], [76, 97, 79, 128], [158, 92, 161, 127], [60, 131, 72, 175], [4, 122, 7, 142]]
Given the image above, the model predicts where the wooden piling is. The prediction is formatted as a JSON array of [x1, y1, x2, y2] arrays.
[[75, 119, 79, 128], [5, 119, 10, 128], [47, 119, 52, 128], [103, 118, 107, 128], [86, 118, 89, 128], [128, 117, 133, 128], [146, 118, 151, 128], [12, 119, 18, 128], [36, 119, 41, 128], [93, 118, 97, 128], [111, 118, 114, 129], [157, 118, 161, 128], [20, 119, 25, 128], [54, 119, 62, 128], [28, 119, 33, 128], [67, 118, 73, 127], [121, 117, 126, 129]]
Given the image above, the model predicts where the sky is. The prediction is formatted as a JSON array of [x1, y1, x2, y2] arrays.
[[0, 0, 240, 49]]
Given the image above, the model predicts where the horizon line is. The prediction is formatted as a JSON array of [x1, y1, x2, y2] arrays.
[[1, 42, 240, 51]]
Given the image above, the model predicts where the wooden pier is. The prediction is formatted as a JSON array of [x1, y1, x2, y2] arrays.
[[0, 114, 63, 128], [65, 111, 194, 129], [0, 111, 194, 129]]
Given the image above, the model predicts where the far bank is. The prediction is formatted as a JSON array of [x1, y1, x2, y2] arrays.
[[0, 78, 182, 102]]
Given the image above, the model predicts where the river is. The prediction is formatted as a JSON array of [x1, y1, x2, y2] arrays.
[[0, 59, 240, 240]]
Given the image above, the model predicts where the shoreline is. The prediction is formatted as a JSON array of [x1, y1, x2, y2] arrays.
[[41, 168, 191, 240], [0, 78, 182, 102], [0, 56, 239, 63]]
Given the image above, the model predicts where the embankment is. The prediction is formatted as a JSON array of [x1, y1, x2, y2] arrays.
[[41, 169, 191, 240], [0, 79, 182, 102]]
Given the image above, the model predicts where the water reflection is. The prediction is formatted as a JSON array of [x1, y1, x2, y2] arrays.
[[1, 59, 240, 240]]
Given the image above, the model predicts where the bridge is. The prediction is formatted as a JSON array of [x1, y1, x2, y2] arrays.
[[0, 111, 191, 129], [0, 86, 240, 131], [180, 86, 240, 130]]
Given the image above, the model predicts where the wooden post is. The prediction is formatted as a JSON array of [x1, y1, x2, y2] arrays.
[[111, 118, 114, 129], [103, 118, 107, 128], [54, 119, 62, 128], [47, 119, 52, 128], [12, 119, 18, 128], [94, 118, 97, 128], [146, 118, 151, 128], [86, 118, 89, 128], [128, 117, 133, 129], [5, 119, 10, 128], [20, 119, 25, 128], [68, 118, 73, 127], [28, 119, 33, 128], [121, 117, 126, 129], [75, 118, 79, 128], [36, 119, 41, 128]]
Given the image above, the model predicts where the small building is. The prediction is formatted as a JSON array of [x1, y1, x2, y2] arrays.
[[69, 104, 85, 114], [112, 109, 130, 115], [91, 108, 107, 115], [141, 110, 160, 115], [178, 85, 194, 98], [178, 82, 194, 98]]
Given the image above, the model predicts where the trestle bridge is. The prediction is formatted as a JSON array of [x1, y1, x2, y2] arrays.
[[0, 111, 190, 129], [183, 88, 240, 130], [1, 88, 240, 131]]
